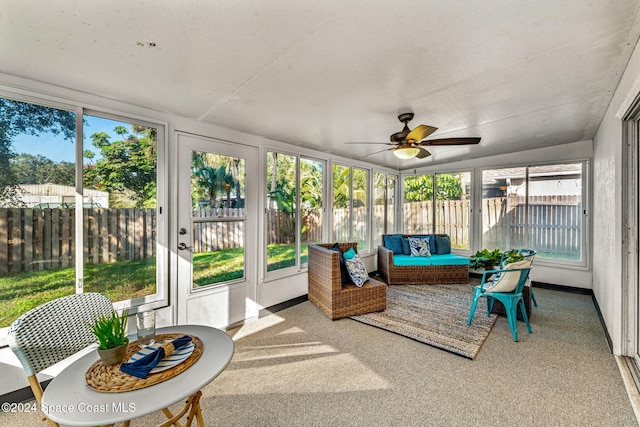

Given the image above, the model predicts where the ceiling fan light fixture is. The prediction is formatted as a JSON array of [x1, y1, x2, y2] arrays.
[[393, 145, 420, 159]]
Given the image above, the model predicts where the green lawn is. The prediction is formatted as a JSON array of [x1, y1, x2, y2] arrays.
[[267, 243, 308, 271], [0, 258, 157, 328], [0, 244, 308, 327]]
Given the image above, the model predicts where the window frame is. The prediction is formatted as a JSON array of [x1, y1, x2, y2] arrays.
[[263, 148, 326, 279], [373, 170, 398, 248], [331, 162, 371, 254], [0, 91, 168, 345], [402, 170, 472, 252], [476, 159, 589, 269]]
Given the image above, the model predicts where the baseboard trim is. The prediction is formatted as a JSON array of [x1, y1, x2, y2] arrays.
[[531, 281, 593, 295], [591, 292, 614, 353], [0, 379, 49, 404], [259, 295, 308, 318]]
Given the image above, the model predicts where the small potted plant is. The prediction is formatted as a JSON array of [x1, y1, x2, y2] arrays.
[[469, 248, 503, 271], [91, 309, 130, 365], [470, 248, 525, 270], [503, 249, 525, 265]]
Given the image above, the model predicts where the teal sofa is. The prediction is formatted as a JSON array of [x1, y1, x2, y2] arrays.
[[378, 234, 470, 285]]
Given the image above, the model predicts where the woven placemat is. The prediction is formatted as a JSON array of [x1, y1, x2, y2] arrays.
[[85, 333, 203, 393]]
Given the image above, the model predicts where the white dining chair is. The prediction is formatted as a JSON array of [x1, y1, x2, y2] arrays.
[[9, 293, 117, 426]]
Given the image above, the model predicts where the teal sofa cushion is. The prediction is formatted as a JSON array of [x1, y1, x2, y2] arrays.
[[392, 253, 469, 267], [429, 253, 470, 266], [393, 254, 433, 266]]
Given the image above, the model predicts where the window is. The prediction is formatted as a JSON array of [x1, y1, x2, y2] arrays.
[[266, 152, 297, 272], [403, 174, 434, 234], [190, 151, 246, 286], [82, 114, 160, 297], [373, 172, 397, 248], [481, 163, 585, 262], [266, 151, 324, 273], [300, 157, 323, 264], [435, 172, 470, 250], [333, 164, 369, 252], [0, 96, 165, 331], [404, 172, 471, 250]]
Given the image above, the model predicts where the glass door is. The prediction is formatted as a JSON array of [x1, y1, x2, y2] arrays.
[[176, 133, 258, 327]]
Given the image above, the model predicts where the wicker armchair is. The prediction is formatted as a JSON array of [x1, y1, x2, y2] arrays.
[[308, 243, 387, 320]]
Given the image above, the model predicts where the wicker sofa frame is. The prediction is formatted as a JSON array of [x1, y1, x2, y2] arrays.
[[378, 234, 469, 285], [308, 242, 387, 320]]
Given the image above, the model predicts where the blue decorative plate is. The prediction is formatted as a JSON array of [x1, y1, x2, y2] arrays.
[[127, 341, 195, 373]]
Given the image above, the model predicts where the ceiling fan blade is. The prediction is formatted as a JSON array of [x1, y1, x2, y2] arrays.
[[406, 125, 438, 143], [360, 147, 395, 158], [415, 147, 431, 159], [345, 142, 395, 145], [419, 137, 481, 146]]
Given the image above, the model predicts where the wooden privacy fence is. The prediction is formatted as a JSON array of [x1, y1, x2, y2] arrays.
[[403, 200, 471, 248], [194, 207, 323, 251], [482, 195, 582, 257], [0, 208, 156, 275], [264, 208, 322, 246], [0, 197, 582, 274], [404, 196, 581, 253]]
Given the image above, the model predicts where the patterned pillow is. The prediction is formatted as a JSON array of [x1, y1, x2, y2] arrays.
[[408, 237, 431, 257], [345, 254, 369, 287]]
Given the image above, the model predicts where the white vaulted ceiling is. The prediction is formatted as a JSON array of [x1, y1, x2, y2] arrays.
[[1, 0, 639, 168]]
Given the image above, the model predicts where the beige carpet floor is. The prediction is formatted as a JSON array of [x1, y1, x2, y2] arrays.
[[1, 285, 638, 426]]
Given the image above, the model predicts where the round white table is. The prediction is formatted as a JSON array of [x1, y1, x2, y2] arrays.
[[40, 325, 234, 426]]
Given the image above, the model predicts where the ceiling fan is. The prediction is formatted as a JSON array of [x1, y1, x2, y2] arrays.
[[347, 113, 481, 160]]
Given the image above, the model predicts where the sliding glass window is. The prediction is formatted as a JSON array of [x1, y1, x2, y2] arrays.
[[481, 162, 585, 263], [300, 157, 323, 265], [403, 172, 471, 250], [266, 151, 324, 273], [373, 172, 397, 248], [332, 164, 369, 252], [0, 95, 165, 332]]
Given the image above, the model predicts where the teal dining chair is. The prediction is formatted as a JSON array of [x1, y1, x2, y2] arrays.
[[467, 259, 533, 342]]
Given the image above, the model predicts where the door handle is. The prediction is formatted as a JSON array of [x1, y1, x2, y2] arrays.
[[178, 242, 192, 250]]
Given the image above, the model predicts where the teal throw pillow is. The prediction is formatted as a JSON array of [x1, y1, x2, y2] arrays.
[[383, 234, 404, 255], [401, 237, 411, 255], [345, 254, 368, 287], [409, 237, 431, 257], [427, 234, 437, 254], [435, 235, 451, 254], [343, 247, 357, 260]]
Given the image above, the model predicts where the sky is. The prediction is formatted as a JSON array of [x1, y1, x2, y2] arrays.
[[10, 115, 130, 163]]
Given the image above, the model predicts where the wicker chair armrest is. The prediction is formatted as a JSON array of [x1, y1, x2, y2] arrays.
[[308, 244, 345, 293], [378, 245, 393, 278]]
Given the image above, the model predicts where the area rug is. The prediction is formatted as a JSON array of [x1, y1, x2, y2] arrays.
[[349, 283, 496, 359]]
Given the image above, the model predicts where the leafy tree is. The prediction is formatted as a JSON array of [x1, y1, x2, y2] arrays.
[[300, 159, 322, 209], [404, 175, 433, 202], [12, 153, 75, 186], [84, 126, 157, 208], [0, 97, 75, 202], [190, 153, 242, 209], [267, 152, 296, 213], [404, 174, 463, 202], [435, 174, 463, 200], [333, 165, 350, 208]]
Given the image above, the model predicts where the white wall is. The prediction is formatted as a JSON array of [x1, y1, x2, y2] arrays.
[[593, 39, 640, 355]]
